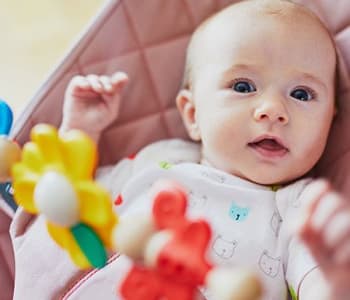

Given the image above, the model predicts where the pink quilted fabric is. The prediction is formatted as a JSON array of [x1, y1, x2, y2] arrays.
[[1, 0, 350, 298], [11, 0, 350, 193]]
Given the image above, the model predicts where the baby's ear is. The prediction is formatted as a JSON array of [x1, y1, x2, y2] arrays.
[[176, 89, 201, 141]]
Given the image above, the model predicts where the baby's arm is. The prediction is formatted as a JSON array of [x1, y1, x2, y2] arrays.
[[59, 72, 128, 144], [298, 180, 350, 300]]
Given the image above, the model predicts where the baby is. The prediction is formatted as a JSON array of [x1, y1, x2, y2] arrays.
[[60, 0, 350, 299]]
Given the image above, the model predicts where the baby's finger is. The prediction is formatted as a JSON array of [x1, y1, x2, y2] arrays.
[[301, 179, 330, 213], [110, 72, 129, 90], [297, 180, 330, 231], [68, 75, 91, 93], [99, 75, 113, 93], [297, 180, 332, 249], [86, 74, 104, 93], [323, 208, 350, 250], [308, 192, 342, 232], [72, 75, 90, 87]]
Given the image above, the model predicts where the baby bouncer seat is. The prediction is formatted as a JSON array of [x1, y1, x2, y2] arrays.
[[1, 0, 350, 299]]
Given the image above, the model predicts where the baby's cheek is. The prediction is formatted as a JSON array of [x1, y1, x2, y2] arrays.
[[200, 130, 231, 167], [297, 116, 330, 160], [301, 135, 326, 167]]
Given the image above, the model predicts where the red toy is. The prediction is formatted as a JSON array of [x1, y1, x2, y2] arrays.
[[114, 180, 262, 300]]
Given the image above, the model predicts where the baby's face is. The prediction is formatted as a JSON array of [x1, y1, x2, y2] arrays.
[[182, 6, 336, 185]]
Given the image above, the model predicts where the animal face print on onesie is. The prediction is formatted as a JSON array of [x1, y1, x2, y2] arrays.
[[200, 170, 226, 184], [188, 189, 208, 209], [258, 250, 281, 278], [229, 202, 249, 222], [212, 235, 238, 259]]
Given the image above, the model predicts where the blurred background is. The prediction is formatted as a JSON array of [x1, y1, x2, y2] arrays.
[[0, 0, 105, 120]]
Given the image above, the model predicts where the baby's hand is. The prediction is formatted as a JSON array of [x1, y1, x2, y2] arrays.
[[299, 180, 350, 299], [60, 72, 128, 143]]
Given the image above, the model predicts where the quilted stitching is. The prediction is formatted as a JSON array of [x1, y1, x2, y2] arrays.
[[124, 0, 194, 46], [11, 0, 350, 193]]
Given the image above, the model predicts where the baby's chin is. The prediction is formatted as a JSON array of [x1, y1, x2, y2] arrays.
[[243, 171, 307, 187], [200, 156, 309, 186]]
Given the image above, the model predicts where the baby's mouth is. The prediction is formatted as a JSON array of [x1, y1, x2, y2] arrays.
[[248, 136, 288, 158]]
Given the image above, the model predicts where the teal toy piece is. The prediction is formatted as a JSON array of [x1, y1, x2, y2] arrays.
[[0, 100, 13, 136], [71, 223, 107, 268]]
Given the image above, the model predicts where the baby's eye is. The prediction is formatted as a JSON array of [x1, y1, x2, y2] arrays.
[[290, 87, 315, 101], [232, 80, 256, 93]]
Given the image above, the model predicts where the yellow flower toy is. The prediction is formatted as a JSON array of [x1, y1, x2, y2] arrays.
[[11, 124, 117, 269]]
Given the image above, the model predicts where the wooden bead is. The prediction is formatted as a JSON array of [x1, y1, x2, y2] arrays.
[[0, 138, 21, 182], [206, 268, 262, 300], [114, 215, 155, 260]]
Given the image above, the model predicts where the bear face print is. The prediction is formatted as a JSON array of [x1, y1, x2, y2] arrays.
[[258, 250, 281, 278], [188, 190, 208, 209], [229, 203, 249, 222], [212, 235, 238, 259], [201, 171, 226, 184]]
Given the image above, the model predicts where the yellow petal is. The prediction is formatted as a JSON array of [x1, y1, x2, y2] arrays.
[[77, 181, 115, 227], [60, 130, 97, 181], [46, 221, 71, 248], [21, 142, 45, 174], [76, 181, 117, 249], [30, 124, 63, 165], [47, 222, 90, 269], [11, 167, 39, 213]]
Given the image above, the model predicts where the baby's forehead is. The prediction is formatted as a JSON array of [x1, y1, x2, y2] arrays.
[[183, 0, 335, 88], [193, 0, 327, 44]]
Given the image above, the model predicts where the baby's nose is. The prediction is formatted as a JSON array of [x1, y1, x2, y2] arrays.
[[253, 97, 289, 125]]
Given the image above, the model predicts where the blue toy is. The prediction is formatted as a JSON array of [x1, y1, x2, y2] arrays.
[[0, 100, 13, 136]]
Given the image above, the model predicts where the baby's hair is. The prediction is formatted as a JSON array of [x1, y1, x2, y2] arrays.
[[181, 0, 336, 91], [181, 0, 299, 89]]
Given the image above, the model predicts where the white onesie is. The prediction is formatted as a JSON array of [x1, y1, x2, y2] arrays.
[[108, 141, 318, 300]]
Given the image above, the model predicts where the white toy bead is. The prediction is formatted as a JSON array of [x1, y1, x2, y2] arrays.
[[206, 268, 262, 300], [34, 171, 79, 227], [144, 230, 172, 267], [114, 214, 156, 260]]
